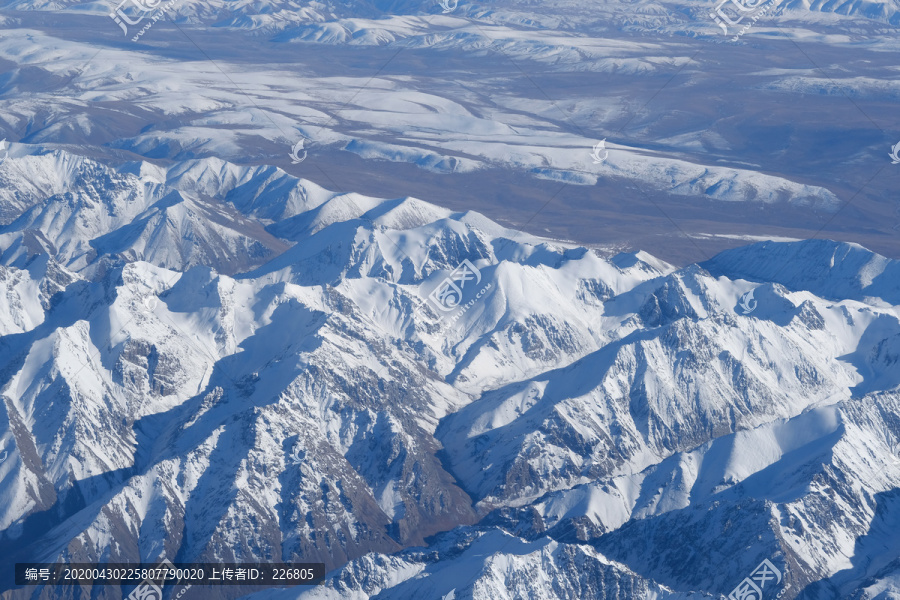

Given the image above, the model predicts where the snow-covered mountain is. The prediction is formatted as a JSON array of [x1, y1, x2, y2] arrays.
[[0, 144, 898, 599], [1, 0, 899, 591]]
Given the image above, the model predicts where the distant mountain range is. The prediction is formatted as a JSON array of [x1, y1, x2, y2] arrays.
[[7, 0, 899, 30], [2, 5, 897, 264]]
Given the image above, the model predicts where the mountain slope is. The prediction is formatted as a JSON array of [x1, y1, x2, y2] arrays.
[[0, 150, 898, 600]]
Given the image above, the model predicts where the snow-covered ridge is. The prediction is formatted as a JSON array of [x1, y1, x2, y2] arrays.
[[0, 145, 844, 279], [7, 0, 900, 31], [1, 139, 899, 600]]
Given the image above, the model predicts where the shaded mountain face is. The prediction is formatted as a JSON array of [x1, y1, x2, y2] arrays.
[[0, 150, 293, 274], [0, 146, 898, 599]]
